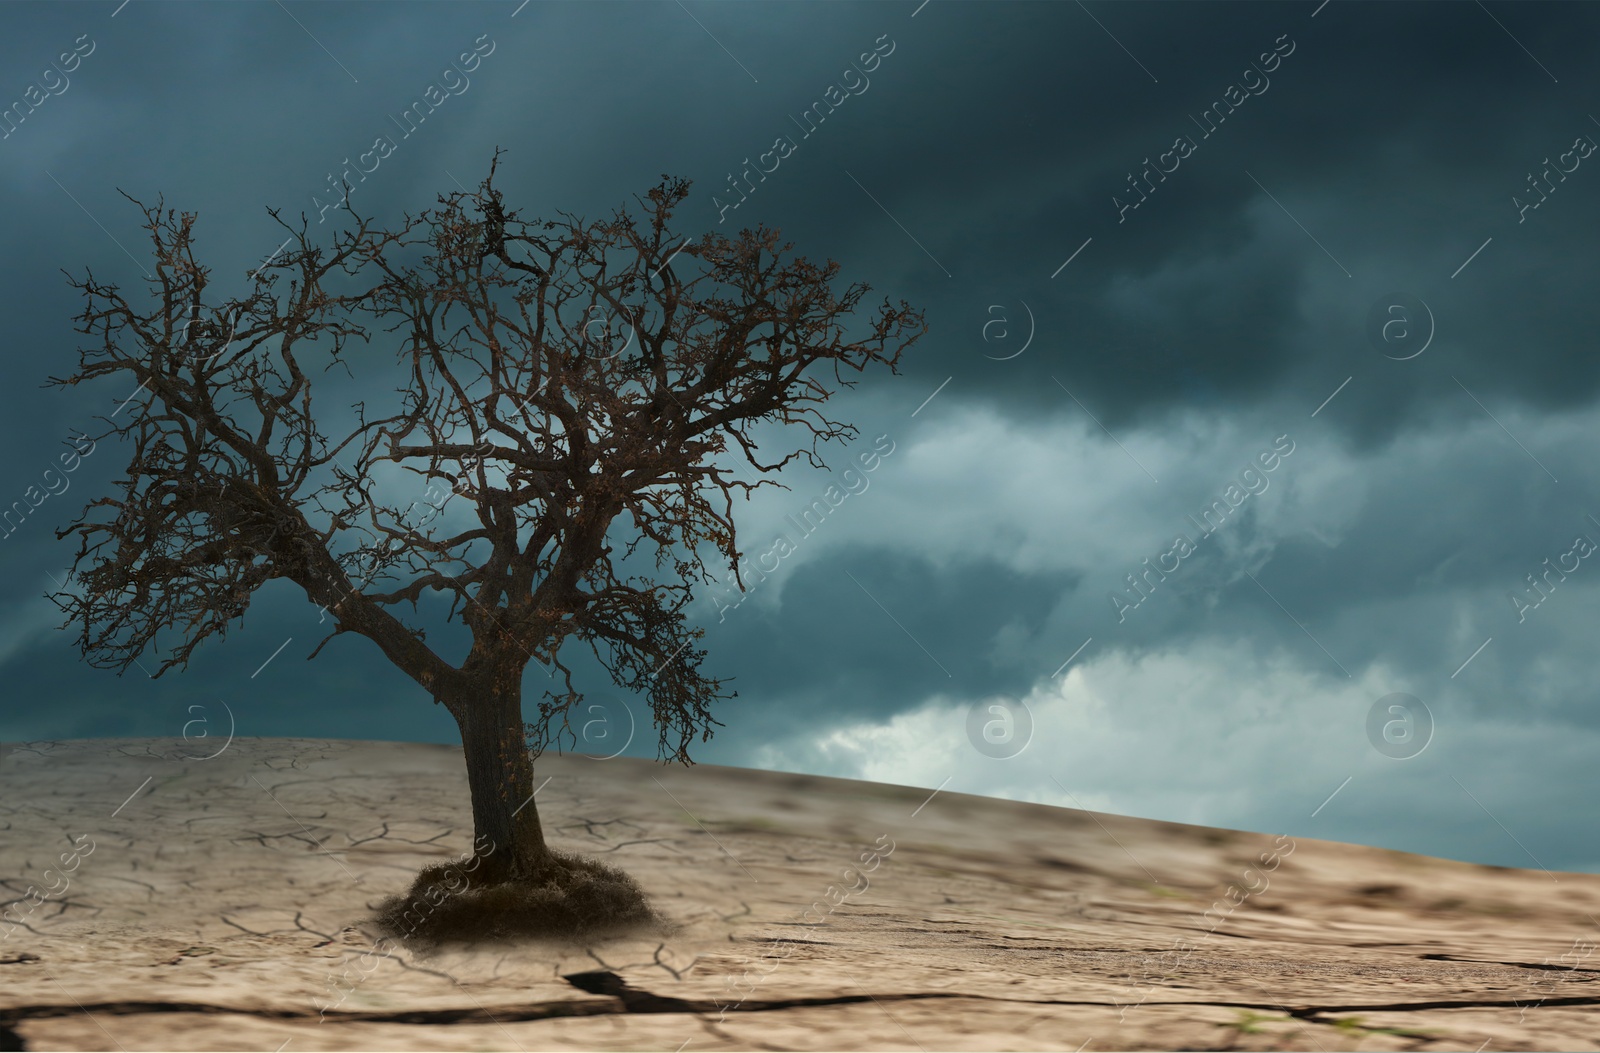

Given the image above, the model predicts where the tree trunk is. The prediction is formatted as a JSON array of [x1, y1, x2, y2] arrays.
[[451, 665, 554, 882]]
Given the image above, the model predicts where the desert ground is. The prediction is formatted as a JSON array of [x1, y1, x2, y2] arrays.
[[1, 737, 1597, 1052]]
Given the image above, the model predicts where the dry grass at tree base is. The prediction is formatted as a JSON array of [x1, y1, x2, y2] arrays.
[[372, 848, 677, 949]]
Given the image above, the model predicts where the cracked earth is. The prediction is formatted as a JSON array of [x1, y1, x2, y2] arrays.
[[1, 738, 1598, 1051]]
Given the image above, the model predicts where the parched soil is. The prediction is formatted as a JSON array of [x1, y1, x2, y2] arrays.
[[1, 737, 1596, 1051]]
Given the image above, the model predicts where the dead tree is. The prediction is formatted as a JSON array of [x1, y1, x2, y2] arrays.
[[48, 152, 926, 887]]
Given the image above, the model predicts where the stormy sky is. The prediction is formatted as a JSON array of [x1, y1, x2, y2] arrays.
[[4, 0, 1600, 874]]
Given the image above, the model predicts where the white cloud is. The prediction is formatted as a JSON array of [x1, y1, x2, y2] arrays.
[[746, 612, 1600, 871], [756, 639, 1384, 820]]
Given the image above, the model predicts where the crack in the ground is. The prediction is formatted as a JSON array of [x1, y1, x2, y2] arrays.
[[562, 969, 700, 1012], [13, 974, 1593, 1029], [1418, 952, 1600, 974], [0, 999, 620, 1026]]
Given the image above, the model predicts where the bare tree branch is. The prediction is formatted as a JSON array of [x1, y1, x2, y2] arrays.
[[48, 151, 927, 769]]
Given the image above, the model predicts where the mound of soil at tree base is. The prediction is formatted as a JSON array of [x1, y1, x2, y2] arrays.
[[2, 737, 1598, 1052]]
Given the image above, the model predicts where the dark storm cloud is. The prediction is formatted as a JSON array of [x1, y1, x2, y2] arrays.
[[7, 2, 1598, 444], [695, 545, 1083, 730], [699, 1, 1600, 441]]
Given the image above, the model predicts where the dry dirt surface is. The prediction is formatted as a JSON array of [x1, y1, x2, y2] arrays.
[[1, 737, 1598, 1052]]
